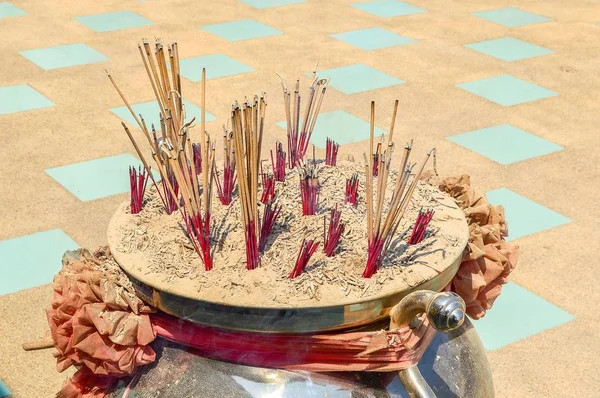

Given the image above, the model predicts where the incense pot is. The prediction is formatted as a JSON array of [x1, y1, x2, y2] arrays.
[[99, 40, 498, 397]]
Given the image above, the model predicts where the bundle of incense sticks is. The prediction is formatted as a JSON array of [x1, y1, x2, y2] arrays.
[[270, 142, 286, 182], [362, 100, 435, 278], [299, 165, 319, 215], [325, 138, 339, 166], [345, 174, 359, 206], [108, 39, 216, 271], [260, 170, 275, 204], [129, 166, 148, 214], [258, 203, 281, 252], [231, 95, 267, 270], [278, 69, 329, 168], [323, 205, 344, 256], [214, 125, 237, 205], [289, 239, 320, 279], [408, 209, 435, 245]]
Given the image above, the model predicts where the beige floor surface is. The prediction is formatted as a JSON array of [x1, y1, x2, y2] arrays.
[[1, 0, 599, 396]]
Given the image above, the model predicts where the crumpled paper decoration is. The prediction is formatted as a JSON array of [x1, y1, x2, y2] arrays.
[[46, 247, 156, 397], [422, 173, 519, 319]]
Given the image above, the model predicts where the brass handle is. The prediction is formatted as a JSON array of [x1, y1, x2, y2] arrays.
[[390, 290, 466, 398]]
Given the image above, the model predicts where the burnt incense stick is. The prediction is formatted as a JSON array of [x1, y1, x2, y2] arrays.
[[323, 205, 344, 256], [258, 202, 281, 252], [270, 141, 286, 182], [289, 239, 320, 279], [299, 165, 319, 216], [260, 169, 275, 204], [408, 209, 435, 245], [362, 101, 434, 278], [325, 138, 339, 166], [345, 174, 359, 206], [213, 125, 237, 205], [129, 166, 148, 214], [277, 72, 329, 168], [110, 40, 215, 270]]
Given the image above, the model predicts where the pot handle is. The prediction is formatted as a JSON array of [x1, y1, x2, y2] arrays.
[[389, 291, 466, 398]]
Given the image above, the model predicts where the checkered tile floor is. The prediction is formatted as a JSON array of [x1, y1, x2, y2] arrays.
[[1, 0, 594, 395]]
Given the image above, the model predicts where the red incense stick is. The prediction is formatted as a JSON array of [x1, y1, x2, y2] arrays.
[[289, 239, 320, 279], [408, 209, 434, 245], [270, 142, 286, 182], [299, 170, 319, 216], [129, 166, 149, 214], [344, 174, 359, 206], [325, 138, 339, 166], [258, 203, 281, 252], [192, 143, 202, 175], [323, 205, 344, 256]]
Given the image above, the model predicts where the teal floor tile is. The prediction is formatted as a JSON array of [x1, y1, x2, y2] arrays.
[[0, 84, 54, 115], [315, 64, 404, 95], [486, 188, 570, 241], [474, 282, 574, 350], [0, 380, 10, 397], [110, 99, 217, 130], [276, 110, 387, 148], [239, 0, 304, 9], [351, 0, 426, 18], [179, 54, 254, 82], [202, 19, 282, 42], [473, 8, 551, 28], [447, 124, 563, 165], [75, 11, 153, 32], [0, 2, 26, 18], [20, 43, 108, 70], [46, 153, 159, 202], [0, 229, 79, 296], [466, 37, 553, 62], [457, 74, 557, 106], [331, 27, 416, 50]]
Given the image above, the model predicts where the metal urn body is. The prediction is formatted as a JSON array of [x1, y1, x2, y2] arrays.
[[109, 291, 494, 398]]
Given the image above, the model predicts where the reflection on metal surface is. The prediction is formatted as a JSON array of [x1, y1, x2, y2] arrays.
[[398, 367, 435, 398], [390, 291, 467, 398], [109, 317, 493, 398]]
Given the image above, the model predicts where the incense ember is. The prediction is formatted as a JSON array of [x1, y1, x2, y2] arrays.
[[289, 239, 320, 279], [129, 166, 148, 214], [408, 209, 435, 245], [325, 138, 339, 166]]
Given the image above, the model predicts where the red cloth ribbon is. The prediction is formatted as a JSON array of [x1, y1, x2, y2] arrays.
[[152, 313, 436, 372]]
